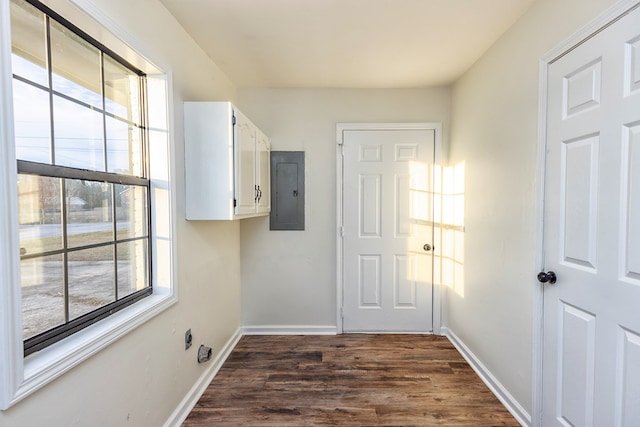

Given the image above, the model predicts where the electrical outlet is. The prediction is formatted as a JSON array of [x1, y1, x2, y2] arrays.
[[185, 329, 193, 350]]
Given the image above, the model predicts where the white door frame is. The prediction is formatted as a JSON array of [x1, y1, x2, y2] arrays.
[[336, 122, 443, 334], [533, 1, 640, 425]]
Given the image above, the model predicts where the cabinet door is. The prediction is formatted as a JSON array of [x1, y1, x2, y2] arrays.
[[234, 110, 256, 215], [256, 130, 271, 214]]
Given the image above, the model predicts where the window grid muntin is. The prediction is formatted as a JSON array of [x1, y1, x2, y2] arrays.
[[12, 0, 152, 357]]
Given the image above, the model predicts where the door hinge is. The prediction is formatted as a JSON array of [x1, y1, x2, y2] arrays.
[[232, 115, 236, 126], [233, 198, 237, 208], [339, 226, 344, 237]]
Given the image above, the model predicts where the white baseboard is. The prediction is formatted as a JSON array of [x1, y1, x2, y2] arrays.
[[242, 325, 337, 335], [163, 327, 243, 427], [442, 327, 531, 427]]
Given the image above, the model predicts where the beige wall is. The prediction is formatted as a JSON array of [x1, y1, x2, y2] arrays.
[[237, 88, 451, 327], [0, 0, 241, 425], [447, 0, 619, 416]]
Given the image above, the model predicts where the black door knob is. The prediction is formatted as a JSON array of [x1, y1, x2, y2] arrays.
[[537, 271, 557, 284], [423, 243, 432, 252]]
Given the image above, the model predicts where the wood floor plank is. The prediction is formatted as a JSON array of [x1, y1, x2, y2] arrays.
[[182, 335, 520, 426]]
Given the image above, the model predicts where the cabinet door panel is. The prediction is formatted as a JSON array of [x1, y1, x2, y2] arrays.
[[234, 110, 256, 215], [256, 130, 271, 214]]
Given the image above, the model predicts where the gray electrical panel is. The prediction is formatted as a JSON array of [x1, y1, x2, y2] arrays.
[[270, 151, 304, 230]]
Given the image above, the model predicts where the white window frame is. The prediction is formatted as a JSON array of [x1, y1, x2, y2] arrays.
[[0, 0, 177, 409]]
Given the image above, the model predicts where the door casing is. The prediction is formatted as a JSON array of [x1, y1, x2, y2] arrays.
[[534, 1, 640, 425], [336, 122, 443, 334]]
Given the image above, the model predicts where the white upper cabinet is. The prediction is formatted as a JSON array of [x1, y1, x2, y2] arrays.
[[184, 102, 270, 220]]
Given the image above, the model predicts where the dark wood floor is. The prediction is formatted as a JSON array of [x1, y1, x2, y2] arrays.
[[183, 334, 520, 426]]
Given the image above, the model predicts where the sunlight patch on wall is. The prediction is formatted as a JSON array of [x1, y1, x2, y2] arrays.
[[436, 161, 465, 298]]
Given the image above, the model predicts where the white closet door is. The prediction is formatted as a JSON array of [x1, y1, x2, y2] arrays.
[[542, 5, 640, 426]]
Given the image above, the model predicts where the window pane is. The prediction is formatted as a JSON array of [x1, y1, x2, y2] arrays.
[[53, 95, 105, 170], [18, 175, 63, 256], [68, 247, 115, 320], [117, 240, 148, 299], [13, 79, 51, 163], [66, 179, 113, 248], [104, 55, 140, 123], [116, 185, 147, 240], [22, 254, 65, 340], [10, 0, 48, 87], [106, 117, 142, 176], [50, 19, 102, 108]]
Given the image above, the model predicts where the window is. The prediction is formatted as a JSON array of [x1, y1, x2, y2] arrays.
[[1, 0, 173, 409], [11, 0, 151, 356]]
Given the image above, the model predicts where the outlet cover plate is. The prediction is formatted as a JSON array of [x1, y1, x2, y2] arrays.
[[185, 329, 192, 350]]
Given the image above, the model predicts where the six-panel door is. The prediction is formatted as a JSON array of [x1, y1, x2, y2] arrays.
[[342, 129, 435, 332], [543, 5, 640, 426]]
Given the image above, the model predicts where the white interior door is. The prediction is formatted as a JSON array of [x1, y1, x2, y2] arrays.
[[342, 128, 435, 332], [542, 4, 640, 426]]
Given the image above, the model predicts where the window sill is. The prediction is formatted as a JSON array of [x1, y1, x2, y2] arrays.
[[11, 290, 176, 407]]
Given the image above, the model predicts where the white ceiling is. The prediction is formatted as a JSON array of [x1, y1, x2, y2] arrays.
[[159, 0, 536, 89]]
